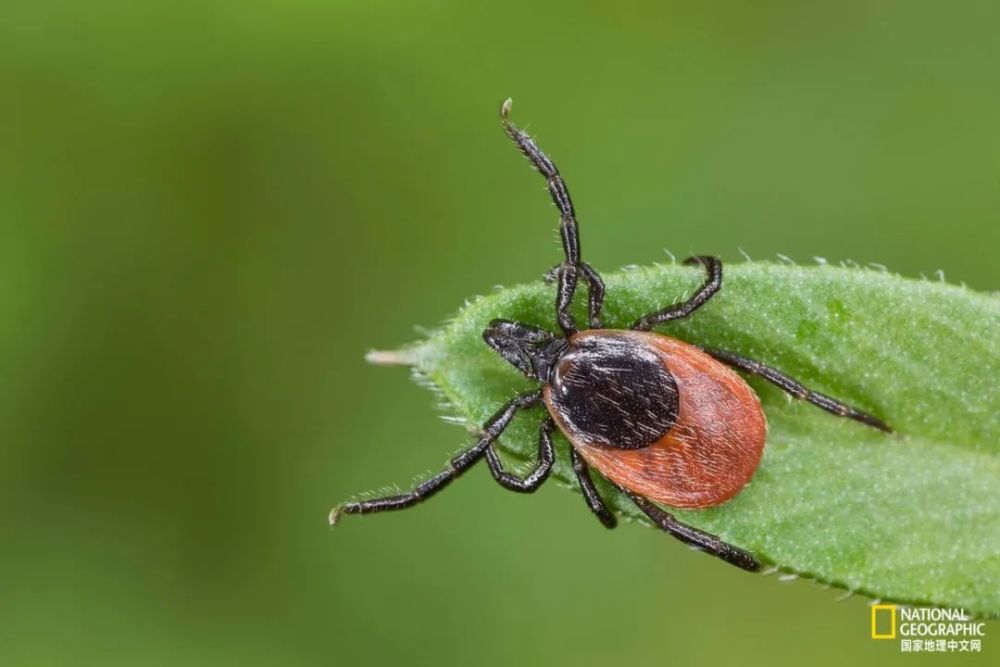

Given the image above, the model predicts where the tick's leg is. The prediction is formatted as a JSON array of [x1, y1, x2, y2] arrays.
[[703, 347, 891, 432], [485, 417, 555, 492], [627, 492, 760, 572], [569, 447, 617, 528], [502, 99, 604, 333], [580, 262, 605, 329], [631, 256, 722, 331], [501, 99, 581, 266], [329, 390, 543, 524], [544, 262, 604, 329], [555, 262, 580, 336]]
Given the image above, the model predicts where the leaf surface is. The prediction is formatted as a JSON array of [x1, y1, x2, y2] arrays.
[[382, 263, 999, 616]]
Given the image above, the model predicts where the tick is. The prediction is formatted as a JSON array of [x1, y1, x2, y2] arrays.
[[330, 99, 891, 570]]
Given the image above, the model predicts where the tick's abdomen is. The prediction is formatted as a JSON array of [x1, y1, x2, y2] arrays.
[[544, 330, 768, 508]]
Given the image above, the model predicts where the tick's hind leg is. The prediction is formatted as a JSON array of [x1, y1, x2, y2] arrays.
[[329, 390, 543, 524], [632, 256, 722, 331], [703, 347, 891, 432], [485, 417, 555, 492], [627, 492, 761, 571], [569, 447, 617, 529]]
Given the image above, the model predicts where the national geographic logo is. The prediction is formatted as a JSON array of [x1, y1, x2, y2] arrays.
[[871, 604, 986, 653], [871, 604, 897, 639]]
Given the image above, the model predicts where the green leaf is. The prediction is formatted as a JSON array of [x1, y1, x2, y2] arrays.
[[374, 262, 1000, 617]]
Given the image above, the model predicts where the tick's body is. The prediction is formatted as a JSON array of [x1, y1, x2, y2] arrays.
[[332, 99, 890, 571], [548, 330, 766, 509]]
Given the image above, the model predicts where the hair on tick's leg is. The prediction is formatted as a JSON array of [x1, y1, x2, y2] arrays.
[[632, 256, 722, 331], [501, 98, 605, 333], [569, 447, 617, 528], [485, 417, 555, 492], [329, 390, 543, 525], [702, 348, 892, 432], [627, 492, 761, 571]]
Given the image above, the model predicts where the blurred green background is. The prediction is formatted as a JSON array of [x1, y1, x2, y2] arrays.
[[1, 1, 997, 665]]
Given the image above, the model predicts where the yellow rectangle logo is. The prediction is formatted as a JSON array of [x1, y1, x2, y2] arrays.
[[871, 604, 897, 639]]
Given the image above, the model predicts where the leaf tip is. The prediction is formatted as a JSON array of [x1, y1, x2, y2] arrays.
[[328, 505, 344, 527], [366, 348, 419, 367]]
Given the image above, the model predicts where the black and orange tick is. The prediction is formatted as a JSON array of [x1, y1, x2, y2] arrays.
[[330, 99, 891, 570]]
